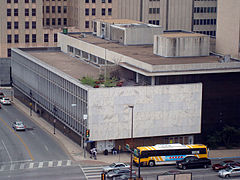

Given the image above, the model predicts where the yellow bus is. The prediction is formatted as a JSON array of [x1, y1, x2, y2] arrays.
[[133, 143, 208, 167]]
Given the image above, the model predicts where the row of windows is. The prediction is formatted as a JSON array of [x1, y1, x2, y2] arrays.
[[44, 6, 67, 13], [139, 148, 207, 158], [85, 0, 112, 3], [43, 0, 67, 1], [149, 8, 160, 14], [194, 7, 217, 13], [148, 20, 160, 25], [7, 9, 36, 16], [195, 30, 216, 36], [85, 8, 112, 16], [195, 0, 216, 1], [7, 21, 36, 29], [193, 18, 216, 25], [7, 0, 36, 3], [44, 18, 67, 26], [7, 33, 57, 44]]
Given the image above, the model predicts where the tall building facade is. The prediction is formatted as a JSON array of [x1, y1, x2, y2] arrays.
[[0, 0, 217, 58], [216, 0, 240, 59]]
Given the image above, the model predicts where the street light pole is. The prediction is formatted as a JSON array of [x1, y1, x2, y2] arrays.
[[128, 105, 134, 180]]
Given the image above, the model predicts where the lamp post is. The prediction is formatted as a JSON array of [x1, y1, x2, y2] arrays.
[[83, 114, 88, 158], [29, 90, 32, 116], [128, 105, 134, 180]]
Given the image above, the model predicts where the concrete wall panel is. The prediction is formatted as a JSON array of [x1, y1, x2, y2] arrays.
[[88, 83, 202, 141]]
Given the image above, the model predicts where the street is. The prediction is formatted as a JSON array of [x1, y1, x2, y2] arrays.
[[0, 104, 85, 179]]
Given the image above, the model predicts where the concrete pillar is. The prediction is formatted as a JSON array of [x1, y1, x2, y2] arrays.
[[151, 76, 155, 85]]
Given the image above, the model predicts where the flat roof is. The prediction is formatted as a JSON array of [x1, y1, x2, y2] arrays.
[[69, 33, 220, 65], [160, 32, 208, 38], [27, 51, 99, 80], [94, 19, 142, 24]]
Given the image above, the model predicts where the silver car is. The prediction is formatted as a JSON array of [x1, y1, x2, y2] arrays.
[[102, 162, 130, 173], [218, 165, 240, 178], [12, 121, 26, 131]]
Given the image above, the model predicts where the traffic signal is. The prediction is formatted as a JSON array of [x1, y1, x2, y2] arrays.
[[86, 129, 90, 138]]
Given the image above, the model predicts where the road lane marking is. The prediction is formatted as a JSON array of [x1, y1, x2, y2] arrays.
[[44, 145, 49, 152], [57, 161, 62, 167], [48, 161, 53, 167], [1, 140, 13, 164], [0, 117, 34, 161], [29, 163, 34, 169]]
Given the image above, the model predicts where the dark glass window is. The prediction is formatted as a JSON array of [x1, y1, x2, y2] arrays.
[[58, 6, 61, 13], [14, 22, 18, 29], [7, 22, 11, 29], [92, 8, 96, 16], [7, 0, 11, 3], [25, 21, 29, 29], [14, 9, 18, 16], [7, 9, 11, 16], [25, 9, 29, 16], [44, 34, 49, 42], [108, 8, 112, 16], [54, 33, 57, 42], [102, 8, 105, 16], [85, 21, 89, 28], [14, 34, 19, 43], [25, 0, 29, 3], [85, 9, 89, 16], [32, 9, 36, 16], [58, 18, 61, 25], [32, 21, 36, 29], [25, 34, 29, 43], [8, 49, 11, 57], [52, 6, 55, 13], [63, 18, 67, 25], [32, 34, 36, 43], [7, 35, 12, 43], [52, 19, 56, 25]]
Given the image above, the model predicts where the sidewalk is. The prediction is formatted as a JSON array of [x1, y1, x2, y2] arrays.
[[12, 98, 240, 166]]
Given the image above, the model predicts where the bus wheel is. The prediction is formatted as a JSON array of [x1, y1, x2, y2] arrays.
[[148, 161, 155, 167]]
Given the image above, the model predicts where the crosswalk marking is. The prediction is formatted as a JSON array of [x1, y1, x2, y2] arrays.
[[0, 165, 6, 171], [81, 166, 104, 180], [57, 161, 62, 167], [19, 163, 25, 169], [48, 161, 53, 167], [29, 162, 34, 169], [66, 160, 71, 166], [38, 162, 43, 168], [10, 164, 15, 171], [0, 160, 72, 172]]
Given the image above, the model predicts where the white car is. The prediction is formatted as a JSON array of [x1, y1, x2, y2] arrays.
[[218, 165, 240, 178], [1, 97, 11, 105], [12, 121, 26, 131], [102, 162, 130, 173]]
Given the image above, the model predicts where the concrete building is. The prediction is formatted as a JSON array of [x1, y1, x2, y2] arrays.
[[216, 0, 240, 59], [0, 0, 217, 58], [11, 20, 240, 152]]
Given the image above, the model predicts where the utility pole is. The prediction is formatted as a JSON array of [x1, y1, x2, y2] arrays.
[[128, 105, 134, 179]]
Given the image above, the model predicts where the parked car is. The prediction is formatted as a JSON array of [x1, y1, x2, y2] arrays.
[[212, 160, 237, 171], [218, 165, 240, 178], [12, 121, 26, 131], [1, 97, 11, 105], [176, 156, 211, 170], [106, 169, 136, 178], [102, 162, 130, 173]]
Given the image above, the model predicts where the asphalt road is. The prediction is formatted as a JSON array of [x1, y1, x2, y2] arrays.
[[0, 104, 86, 180]]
